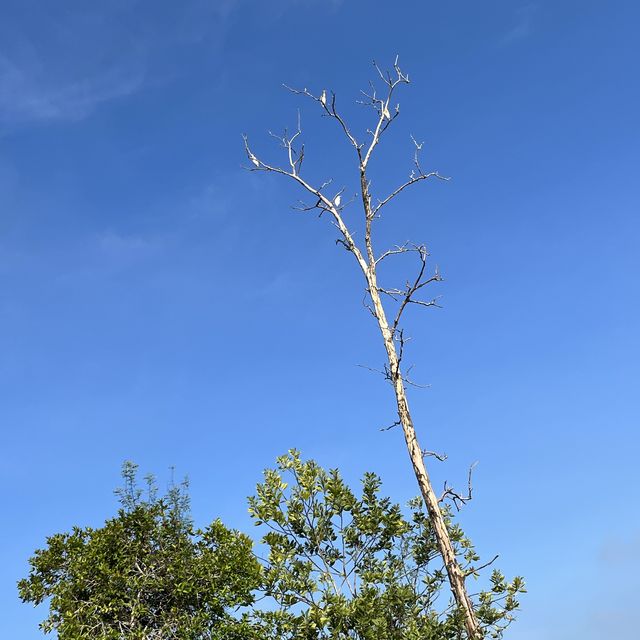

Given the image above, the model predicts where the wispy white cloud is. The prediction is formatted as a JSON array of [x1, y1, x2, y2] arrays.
[[0, 4, 150, 125], [0, 52, 145, 124], [0, 0, 344, 127], [97, 230, 161, 262], [0, 2, 240, 127], [500, 3, 538, 45]]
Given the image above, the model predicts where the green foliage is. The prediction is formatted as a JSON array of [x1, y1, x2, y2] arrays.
[[19, 456, 524, 639], [18, 462, 263, 639], [249, 451, 525, 640]]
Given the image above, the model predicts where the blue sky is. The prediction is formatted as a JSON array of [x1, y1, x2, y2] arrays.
[[1, 1, 639, 637]]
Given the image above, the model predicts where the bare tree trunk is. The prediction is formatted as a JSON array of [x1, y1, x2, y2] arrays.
[[365, 267, 480, 639], [243, 57, 482, 639]]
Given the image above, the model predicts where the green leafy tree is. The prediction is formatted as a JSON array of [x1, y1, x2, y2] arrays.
[[18, 462, 263, 640], [249, 451, 525, 640]]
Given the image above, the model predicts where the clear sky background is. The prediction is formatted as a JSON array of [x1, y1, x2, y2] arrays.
[[1, 1, 638, 638]]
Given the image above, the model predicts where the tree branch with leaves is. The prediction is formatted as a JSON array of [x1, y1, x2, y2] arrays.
[[249, 451, 525, 640]]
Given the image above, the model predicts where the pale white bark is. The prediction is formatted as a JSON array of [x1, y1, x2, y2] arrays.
[[244, 58, 482, 639]]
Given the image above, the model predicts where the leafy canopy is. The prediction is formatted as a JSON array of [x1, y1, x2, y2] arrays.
[[20, 456, 524, 639], [18, 462, 263, 640], [249, 451, 525, 640]]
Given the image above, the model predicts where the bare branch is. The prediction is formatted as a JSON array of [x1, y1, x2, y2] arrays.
[[391, 245, 443, 333], [361, 292, 377, 318], [465, 554, 500, 578], [439, 462, 479, 511], [242, 134, 265, 170], [401, 364, 431, 389], [356, 363, 389, 379], [423, 450, 448, 462], [240, 130, 369, 275], [375, 242, 411, 265], [379, 420, 401, 432], [284, 84, 362, 153], [361, 57, 410, 168], [291, 200, 317, 213], [372, 136, 449, 217], [358, 341, 429, 390]]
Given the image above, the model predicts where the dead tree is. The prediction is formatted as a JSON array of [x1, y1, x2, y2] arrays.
[[243, 58, 482, 639]]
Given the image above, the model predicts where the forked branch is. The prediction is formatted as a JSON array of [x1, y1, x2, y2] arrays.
[[439, 462, 479, 512], [373, 136, 450, 217]]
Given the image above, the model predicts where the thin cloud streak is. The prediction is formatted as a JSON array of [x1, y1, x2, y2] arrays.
[[500, 3, 538, 45], [0, 0, 342, 126], [0, 1, 242, 127], [0, 52, 145, 124]]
